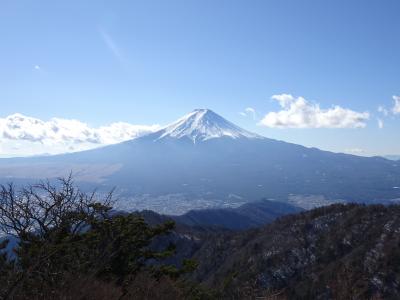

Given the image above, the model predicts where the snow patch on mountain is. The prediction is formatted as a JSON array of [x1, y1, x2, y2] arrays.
[[155, 109, 262, 143]]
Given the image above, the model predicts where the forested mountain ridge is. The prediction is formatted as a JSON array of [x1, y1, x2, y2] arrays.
[[189, 203, 400, 299], [172, 199, 303, 230], [2, 178, 400, 299], [128, 202, 400, 299]]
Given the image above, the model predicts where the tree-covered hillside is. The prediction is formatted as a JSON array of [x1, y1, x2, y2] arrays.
[[2, 179, 400, 299], [190, 204, 400, 299]]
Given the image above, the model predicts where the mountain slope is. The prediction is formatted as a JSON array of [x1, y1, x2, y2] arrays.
[[0, 109, 399, 213], [190, 204, 400, 299]]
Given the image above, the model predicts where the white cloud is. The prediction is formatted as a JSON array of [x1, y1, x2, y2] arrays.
[[34, 65, 40, 70], [0, 113, 160, 157], [392, 95, 400, 115], [239, 107, 256, 119], [377, 95, 400, 120], [377, 118, 384, 129], [260, 94, 370, 128]]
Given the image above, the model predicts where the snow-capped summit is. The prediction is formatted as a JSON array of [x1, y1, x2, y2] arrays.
[[154, 109, 262, 143]]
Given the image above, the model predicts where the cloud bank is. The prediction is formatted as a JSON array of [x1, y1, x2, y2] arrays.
[[260, 94, 370, 128], [0, 114, 160, 157]]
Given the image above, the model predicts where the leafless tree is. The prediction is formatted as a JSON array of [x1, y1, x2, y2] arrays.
[[0, 175, 113, 240]]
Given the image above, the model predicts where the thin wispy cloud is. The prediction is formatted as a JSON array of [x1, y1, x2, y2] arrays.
[[345, 148, 366, 155], [392, 95, 400, 115], [259, 94, 369, 129], [375, 95, 400, 131], [99, 27, 125, 64], [378, 105, 389, 116], [34, 65, 41, 70], [239, 107, 256, 119], [377, 118, 384, 129]]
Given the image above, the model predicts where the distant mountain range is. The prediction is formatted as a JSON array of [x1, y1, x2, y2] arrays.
[[172, 199, 302, 230], [0, 109, 399, 214]]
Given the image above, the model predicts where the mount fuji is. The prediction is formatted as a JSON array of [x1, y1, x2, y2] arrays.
[[0, 109, 399, 214], [153, 109, 262, 142]]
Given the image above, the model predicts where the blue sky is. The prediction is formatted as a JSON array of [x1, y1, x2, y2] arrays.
[[0, 0, 399, 157]]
